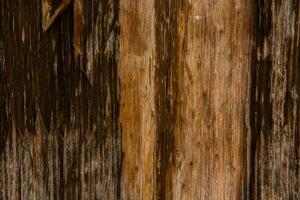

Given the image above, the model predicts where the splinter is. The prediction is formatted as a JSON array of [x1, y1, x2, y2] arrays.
[[42, 0, 72, 32], [42, 0, 83, 55]]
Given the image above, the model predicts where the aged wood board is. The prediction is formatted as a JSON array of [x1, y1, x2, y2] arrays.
[[0, 0, 299, 199]]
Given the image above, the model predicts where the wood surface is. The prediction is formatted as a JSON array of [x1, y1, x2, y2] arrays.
[[0, 0, 299, 199]]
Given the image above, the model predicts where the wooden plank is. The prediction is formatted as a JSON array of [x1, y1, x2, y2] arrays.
[[1, 0, 300, 199], [120, 0, 156, 199], [154, 0, 252, 199], [0, 0, 121, 199], [250, 1, 300, 199], [120, 0, 252, 199]]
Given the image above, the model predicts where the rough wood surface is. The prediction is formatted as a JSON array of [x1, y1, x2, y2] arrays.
[[1, 0, 300, 199], [120, 0, 156, 199], [250, 1, 300, 199], [0, 0, 120, 199], [120, 0, 252, 199]]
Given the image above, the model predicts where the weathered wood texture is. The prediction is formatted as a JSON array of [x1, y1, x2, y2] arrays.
[[120, 0, 252, 199], [0, 0, 120, 199], [250, 0, 300, 199], [1, 0, 300, 199]]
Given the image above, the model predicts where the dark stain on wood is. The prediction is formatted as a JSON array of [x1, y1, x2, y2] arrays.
[[0, 38, 9, 154], [0, 0, 120, 199], [154, 1, 188, 199], [250, 0, 300, 199]]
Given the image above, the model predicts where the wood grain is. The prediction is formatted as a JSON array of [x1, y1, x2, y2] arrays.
[[250, 1, 300, 199], [120, 0, 156, 199], [0, 0, 120, 199], [1, 0, 300, 199]]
